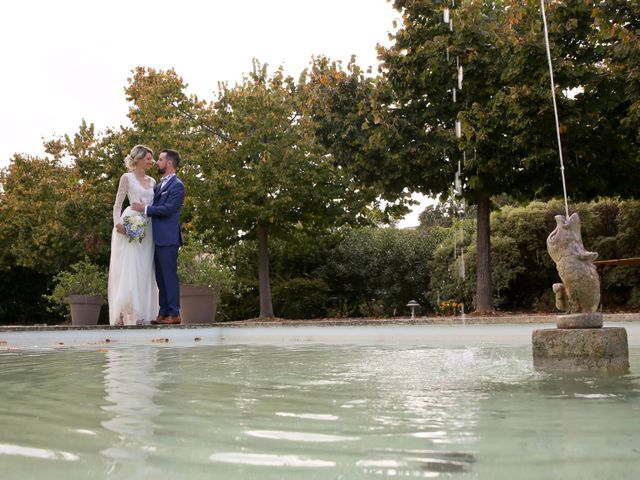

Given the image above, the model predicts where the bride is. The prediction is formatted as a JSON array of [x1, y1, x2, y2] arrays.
[[108, 145, 158, 326]]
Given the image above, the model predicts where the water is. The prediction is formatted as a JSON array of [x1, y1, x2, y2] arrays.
[[1, 324, 639, 479]]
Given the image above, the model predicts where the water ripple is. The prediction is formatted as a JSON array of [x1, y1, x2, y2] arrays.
[[245, 429, 359, 442], [0, 443, 79, 461], [275, 412, 339, 421], [209, 452, 335, 467]]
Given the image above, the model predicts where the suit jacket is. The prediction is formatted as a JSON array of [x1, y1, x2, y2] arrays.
[[147, 176, 185, 246]]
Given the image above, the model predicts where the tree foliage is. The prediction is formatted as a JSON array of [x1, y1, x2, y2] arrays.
[[0, 121, 117, 273], [377, 0, 639, 201], [0, 154, 74, 273], [0, 121, 122, 324], [307, 0, 640, 312], [122, 66, 217, 231], [323, 227, 444, 316], [196, 61, 380, 242]]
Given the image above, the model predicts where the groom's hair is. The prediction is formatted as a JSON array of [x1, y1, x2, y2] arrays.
[[162, 149, 181, 169]]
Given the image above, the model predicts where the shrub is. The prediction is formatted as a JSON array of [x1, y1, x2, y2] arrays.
[[436, 299, 462, 316], [178, 240, 235, 291], [324, 227, 438, 316], [272, 277, 331, 319], [0, 267, 57, 324], [44, 258, 108, 315]]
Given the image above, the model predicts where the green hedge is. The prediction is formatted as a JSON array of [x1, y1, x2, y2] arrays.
[[426, 198, 640, 312]]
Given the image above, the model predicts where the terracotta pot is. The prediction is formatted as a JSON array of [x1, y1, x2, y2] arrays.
[[180, 284, 220, 324], [67, 295, 103, 326]]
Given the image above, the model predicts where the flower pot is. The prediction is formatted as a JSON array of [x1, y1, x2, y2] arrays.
[[180, 284, 220, 324], [67, 295, 104, 326]]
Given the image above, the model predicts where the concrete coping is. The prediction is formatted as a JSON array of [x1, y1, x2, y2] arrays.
[[1, 312, 638, 332]]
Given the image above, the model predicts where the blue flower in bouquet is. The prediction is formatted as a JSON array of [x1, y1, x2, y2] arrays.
[[122, 213, 148, 243]]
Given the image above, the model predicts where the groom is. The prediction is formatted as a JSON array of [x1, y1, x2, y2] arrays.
[[132, 149, 185, 325]]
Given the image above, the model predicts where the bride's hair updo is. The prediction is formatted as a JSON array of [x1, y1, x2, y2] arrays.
[[124, 145, 153, 170]]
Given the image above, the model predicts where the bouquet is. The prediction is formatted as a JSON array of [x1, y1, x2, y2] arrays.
[[122, 213, 148, 243]]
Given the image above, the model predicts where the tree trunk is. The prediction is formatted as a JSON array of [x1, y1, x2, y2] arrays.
[[256, 223, 274, 318], [475, 192, 494, 313]]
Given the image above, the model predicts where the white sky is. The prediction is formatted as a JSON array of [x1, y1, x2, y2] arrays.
[[0, 0, 430, 226]]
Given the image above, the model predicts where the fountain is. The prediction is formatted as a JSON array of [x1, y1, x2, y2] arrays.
[[437, 0, 631, 370], [0, 323, 638, 478], [0, 4, 635, 478], [532, 212, 629, 370], [531, 0, 629, 371]]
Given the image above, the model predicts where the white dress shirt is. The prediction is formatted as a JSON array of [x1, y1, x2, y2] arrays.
[[145, 174, 176, 215]]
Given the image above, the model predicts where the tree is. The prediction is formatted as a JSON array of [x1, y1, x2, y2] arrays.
[[379, 0, 547, 312], [302, 56, 414, 211], [195, 61, 381, 317], [43, 121, 125, 265], [309, 1, 640, 312], [587, 1, 640, 165], [0, 154, 73, 273], [124, 67, 214, 162], [0, 121, 121, 323], [0, 121, 117, 273], [123, 66, 218, 232], [418, 196, 476, 231]]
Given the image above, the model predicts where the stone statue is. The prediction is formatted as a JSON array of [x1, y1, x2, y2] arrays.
[[546, 212, 600, 313]]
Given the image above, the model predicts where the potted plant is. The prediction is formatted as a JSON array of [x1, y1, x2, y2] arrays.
[[178, 240, 234, 324], [46, 258, 108, 326]]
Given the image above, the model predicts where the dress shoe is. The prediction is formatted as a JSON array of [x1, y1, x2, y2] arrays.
[[151, 315, 166, 325], [152, 315, 181, 325]]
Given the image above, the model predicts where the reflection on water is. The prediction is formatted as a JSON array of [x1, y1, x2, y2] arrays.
[[198, 345, 513, 478], [473, 360, 640, 478], [101, 347, 163, 473], [0, 443, 79, 461], [0, 338, 638, 479]]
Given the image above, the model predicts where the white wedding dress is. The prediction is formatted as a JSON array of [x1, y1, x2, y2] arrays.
[[108, 172, 158, 325]]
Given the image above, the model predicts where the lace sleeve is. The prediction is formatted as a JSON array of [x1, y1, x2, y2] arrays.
[[112, 173, 129, 226]]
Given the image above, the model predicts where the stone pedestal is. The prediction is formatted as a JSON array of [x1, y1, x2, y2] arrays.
[[532, 327, 629, 371], [556, 312, 603, 329]]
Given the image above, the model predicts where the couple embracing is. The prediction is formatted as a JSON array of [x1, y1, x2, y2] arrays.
[[108, 145, 185, 326]]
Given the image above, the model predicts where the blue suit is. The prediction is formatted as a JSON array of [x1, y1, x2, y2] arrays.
[[147, 176, 185, 317]]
